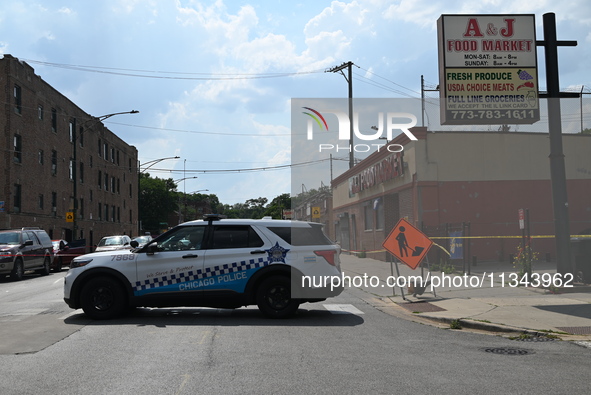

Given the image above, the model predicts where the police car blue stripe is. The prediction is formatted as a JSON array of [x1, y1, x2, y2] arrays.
[[134, 257, 268, 293]]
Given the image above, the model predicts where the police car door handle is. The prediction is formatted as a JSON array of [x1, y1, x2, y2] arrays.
[[250, 250, 266, 254], [182, 254, 199, 259]]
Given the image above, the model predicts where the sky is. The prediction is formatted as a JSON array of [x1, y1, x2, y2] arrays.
[[1, 0, 591, 205]]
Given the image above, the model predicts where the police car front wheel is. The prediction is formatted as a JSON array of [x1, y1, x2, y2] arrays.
[[80, 276, 127, 320], [256, 275, 299, 318]]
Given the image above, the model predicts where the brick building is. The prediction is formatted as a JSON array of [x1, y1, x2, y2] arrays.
[[0, 55, 138, 249], [331, 127, 591, 264]]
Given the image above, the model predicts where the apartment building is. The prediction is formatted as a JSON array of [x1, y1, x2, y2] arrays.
[[0, 55, 138, 248]]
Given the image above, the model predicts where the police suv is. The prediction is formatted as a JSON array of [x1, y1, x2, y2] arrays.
[[64, 216, 343, 319]]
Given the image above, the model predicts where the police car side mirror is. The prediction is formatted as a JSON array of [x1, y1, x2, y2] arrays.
[[130, 240, 139, 248], [146, 243, 159, 255]]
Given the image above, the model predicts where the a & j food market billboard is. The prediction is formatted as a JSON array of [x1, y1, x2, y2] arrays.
[[437, 14, 539, 125]]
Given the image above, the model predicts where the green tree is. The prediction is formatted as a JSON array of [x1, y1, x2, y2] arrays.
[[264, 193, 292, 219], [139, 173, 178, 233]]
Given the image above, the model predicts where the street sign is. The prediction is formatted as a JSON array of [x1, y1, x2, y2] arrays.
[[437, 14, 539, 125], [312, 207, 321, 218], [66, 212, 74, 222], [383, 218, 433, 270]]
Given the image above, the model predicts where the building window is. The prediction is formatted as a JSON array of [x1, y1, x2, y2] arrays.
[[80, 198, 84, 218], [89, 155, 93, 168], [129, 183, 133, 198], [103, 142, 108, 160], [52, 192, 57, 217], [117, 206, 121, 222], [69, 119, 75, 143], [51, 150, 57, 175], [98, 138, 102, 157], [89, 189, 93, 202], [69, 158, 74, 181], [111, 147, 115, 163], [38, 149, 44, 165], [79, 162, 84, 183], [364, 203, 374, 231], [51, 108, 57, 133], [79, 126, 84, 147], [39, 194, 44, 210], [98, 170, 102, 189], [104, 204, 109, 221], [38, 105, 44, 120], [111, 206, 115, 222], [98, 203, 102, 221], [375, 199, 384, 230], [13, 134, 22, 163], [111, 176, 115, 193], [14, 184, 22, 213], [116, 150, 120, 165], [14, 85, 22, 114], [117, 178, 120, 194], [104, 173, 109, 191]]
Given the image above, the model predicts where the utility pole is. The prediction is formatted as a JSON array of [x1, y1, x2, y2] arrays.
[[326, 61, 356, 169], [537, 12, 577, 275]]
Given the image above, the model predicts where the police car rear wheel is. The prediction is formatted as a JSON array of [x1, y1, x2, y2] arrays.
[[80, 277, 127, 320], [256, 275, 299, 318]]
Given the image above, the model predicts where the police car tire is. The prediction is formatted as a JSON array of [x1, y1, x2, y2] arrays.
[[256, 275, 299, 318], [80, 276, 127, 320]]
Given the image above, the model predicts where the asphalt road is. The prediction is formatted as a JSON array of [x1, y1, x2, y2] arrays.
[[1, 271, 590, 394]]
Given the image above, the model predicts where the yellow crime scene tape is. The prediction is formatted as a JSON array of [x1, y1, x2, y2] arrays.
[[341, 234, 591, 255]]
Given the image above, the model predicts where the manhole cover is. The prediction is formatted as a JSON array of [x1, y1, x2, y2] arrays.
[[481, 347, 534, 356]]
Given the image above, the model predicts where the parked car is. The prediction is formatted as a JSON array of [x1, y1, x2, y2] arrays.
[[131, 235, 152, 248], [51, 239, 87, 272], [0, 227, 54, 281], [64, 215, 343, 319], [94, 235, 132, 252]]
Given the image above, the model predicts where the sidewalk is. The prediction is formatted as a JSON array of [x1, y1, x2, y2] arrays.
[[339, 253, 591, 340]]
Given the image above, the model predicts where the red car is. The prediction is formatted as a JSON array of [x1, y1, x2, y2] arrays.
[[51, 239, 87, 272]]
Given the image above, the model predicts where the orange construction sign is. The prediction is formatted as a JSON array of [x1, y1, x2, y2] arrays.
[[383, 218, 433, 270]]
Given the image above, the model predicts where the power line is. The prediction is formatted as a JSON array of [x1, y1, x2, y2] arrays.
[[145, 158, 331, 175], [22, 58, 325, 80]]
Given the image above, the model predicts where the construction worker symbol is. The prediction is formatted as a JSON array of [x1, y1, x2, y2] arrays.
[[395, 226, 424, 258], [383, 218, 433, 270]]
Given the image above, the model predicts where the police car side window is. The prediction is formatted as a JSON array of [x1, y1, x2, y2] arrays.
[[157, 226, 205, 251], [210, 226, 263, 249]]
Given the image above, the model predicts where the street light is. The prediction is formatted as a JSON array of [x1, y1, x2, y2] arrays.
[[173, 176, 199, 184], [173, 177, 199, 224], [140, 156, 180, 174], [138, 155, 180, 234], [72, 110, 139, 242]]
